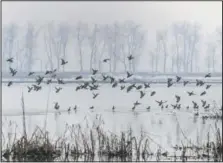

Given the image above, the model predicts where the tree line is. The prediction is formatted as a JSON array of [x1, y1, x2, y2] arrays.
[[2, 21, 222, 73]]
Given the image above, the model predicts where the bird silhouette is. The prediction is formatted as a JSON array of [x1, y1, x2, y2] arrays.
[[68, 107, 71, 114], [126, 84, 135, 93], [205, 73, 211, 78], [206, 84, 211, 89], [73, 105, 77, 112], [112, 106, 115, 112], [89, 106, 94, 110], [89, 85, 99, 91], [54, 102, 60, 110], [146, 106, 151, 111], [136, 85, 143, 90], [140, 91, 145, 99], [201, 100, 207, 107], [46, 79, 52, 85], [177, 104, 181, 110], [28, 72, 35, 76], [6, 57, 13, 63], [150, 91, 156, 96], [92, 68, 98, 75], [167, 81, 174, 88], [36, 76, 44, 85], [127, 55, 134, 61], [7, 81, 13, 87], [102, 74, 108, 81], [32, 85, 42, 91], [176, 76, 181, 83], [204, 104, 210, 109], [196, 80, 205, 86], [51, 74, 57, 78], [45, 70, 52, 75], [61, 59, 68, 65], [171, 104, 178, 109], [57, 79, 65, 84], [112, 82, 118, 88], [91, 77, 97, 84], [200, 91, 206, 96], [156, 100, 167, 106], [132, 106, 136, 111], [120, 85, 125, 90], [109, 76, 115, 84], [118, 78, 125, 83], [144, 83, 150, 89], [76, 86, 81, 91], [9, 67, 17, 76], [187, 91, 195, 96], [55, 87, 62, 93], [103, 58, 110, 62], [93, 93, 99, 99], [75, 75, 83, 80], [192, 101, 199, 109], [183, 81, 189, 86], [126, 71, 133, 78], [134, 101, 141, 106], [167, 78, 173, 83], [27, 86, 33, 93], [175, 95, 181, 103]]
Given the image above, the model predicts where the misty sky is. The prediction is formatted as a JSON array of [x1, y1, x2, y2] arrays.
[[2, 1, 222, 72], [2, 1, 222, 33]]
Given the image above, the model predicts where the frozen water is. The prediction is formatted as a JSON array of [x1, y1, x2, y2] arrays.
[[2, 82, 222, 154]]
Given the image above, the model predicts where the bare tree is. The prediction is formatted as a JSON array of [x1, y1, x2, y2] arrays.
[[88, 24, 100, 71], [156, 30, 168, 73], [58, 23, 69, 72], [73, 22, 88, 72], [24, 23, 42, 72]]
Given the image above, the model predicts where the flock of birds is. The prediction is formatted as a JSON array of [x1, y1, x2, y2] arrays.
[[5, 56, 221, 116]]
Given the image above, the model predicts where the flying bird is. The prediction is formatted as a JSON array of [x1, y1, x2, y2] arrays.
[[9, 67, 17, 76], [6, 57, 13, 63], [75, 75, 83, 80], [127, 55, 134, 61], [183, 81, 189, 86], [61, 59, 68, 65], [134, 101, 141, 106], [54, 102, 60, 110], [187, 91, 195, 96], [103, 58, 110, 62], [150, 91, 156, 96], [200, 91, 206, 96], [93, 93, 99, 99], [144, 83, 150, 89], [55, 87, 62, 93], [176, 76, 181, 83], [28, 72, 35, 76], [126, 71, 133, 78], [120, 85, 125, 90], [156, 100, 167, 106], [140, 91, 145, 99], [112, 82, 118, 88], [92, 69, 98, 75], [27, 86, 33, 93], [201, 100, 207, 107], [57, 79, 65, 84], [175, 95, 181, 103], [205, 73, 211, 78], [206, 84, 211, 89], [36, 76, 44, 85], [46, 79, 52, 85], [7, 81, 13, 87]]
